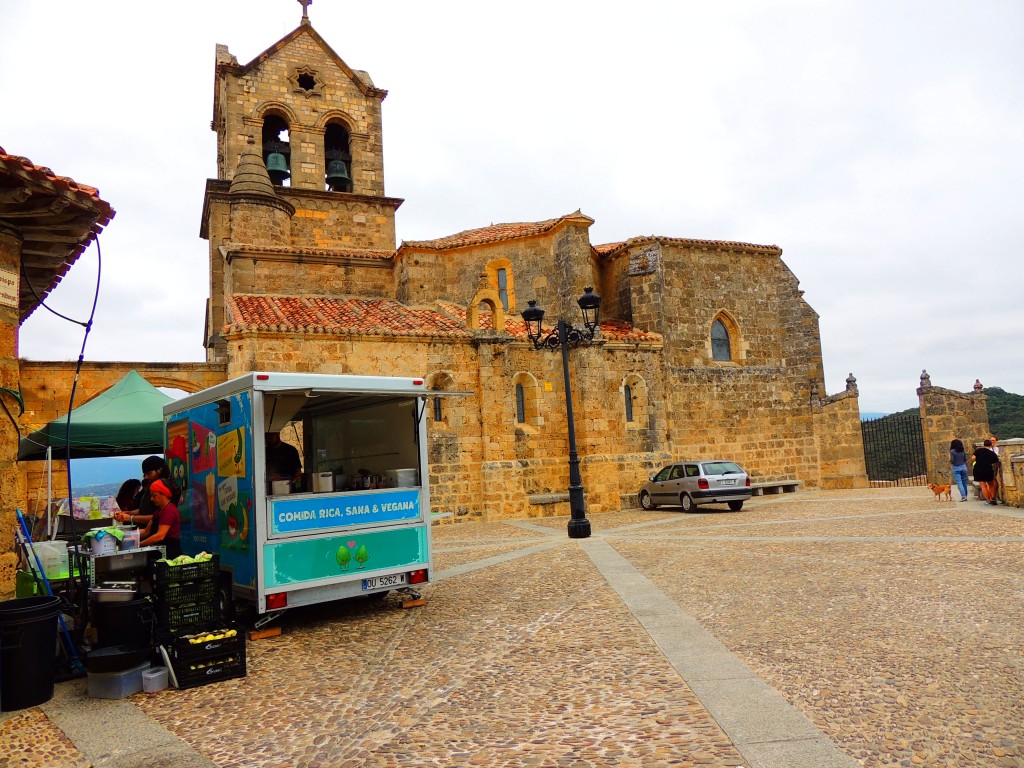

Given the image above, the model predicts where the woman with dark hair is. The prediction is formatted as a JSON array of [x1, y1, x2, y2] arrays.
[[949, 439, 969, 502], [115, 478, 142, 513], [114, 455, 173, 529]]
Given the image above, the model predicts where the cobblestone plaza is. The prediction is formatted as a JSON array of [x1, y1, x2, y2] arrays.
[[3, 488, 1022, 767]]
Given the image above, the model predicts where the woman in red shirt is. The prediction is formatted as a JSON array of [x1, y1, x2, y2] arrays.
[[140, 479, 182, 558]]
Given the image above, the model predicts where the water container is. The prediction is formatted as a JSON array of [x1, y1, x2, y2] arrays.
[[120, 527, 141, 551], [32, 541, 69, 580]]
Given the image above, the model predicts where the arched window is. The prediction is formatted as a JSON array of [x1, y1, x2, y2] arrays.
[[512, 373, 541, 429], [485, 259, 516, 313], [624, 384, 634, 422], [262, 114, 291, 186], [324, 122, 352, 192], [496, 268, 509, 311], [711, 319, 731, 362], [427, 371, 455, 429]]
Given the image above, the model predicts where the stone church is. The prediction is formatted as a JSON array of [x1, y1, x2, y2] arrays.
[[197, 6, 868, 521]]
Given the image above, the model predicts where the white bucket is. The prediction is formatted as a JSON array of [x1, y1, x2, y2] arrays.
[[271, 480, 291, 496], [314, 472, 334, 493], [90, 533, 117, 556]]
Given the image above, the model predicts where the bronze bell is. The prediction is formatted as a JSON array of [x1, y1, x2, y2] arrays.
[[265, 152, 290, 184], [325, 159, 351, 191]]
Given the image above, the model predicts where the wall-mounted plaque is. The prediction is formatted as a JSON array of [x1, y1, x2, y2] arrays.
[[0, 266, 18, 308]]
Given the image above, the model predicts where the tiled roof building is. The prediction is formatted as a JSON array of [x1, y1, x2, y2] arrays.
[[200, 12, 867, 521]]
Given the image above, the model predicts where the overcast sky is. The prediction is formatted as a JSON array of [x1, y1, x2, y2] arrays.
[[3, 0, 1021, 414]]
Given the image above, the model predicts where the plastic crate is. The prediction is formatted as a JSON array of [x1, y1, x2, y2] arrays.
[[169, 623, 245, 662], [87, 662, 150, 699], [171, 650, 246, 690], [154, 578, 216, 606], [152, 555, 219, 586], [154, 599, 219, 634]]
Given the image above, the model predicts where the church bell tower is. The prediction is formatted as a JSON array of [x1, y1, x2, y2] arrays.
[[201, 0, 403, 362]]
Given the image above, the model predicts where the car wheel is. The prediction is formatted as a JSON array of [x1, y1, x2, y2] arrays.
[[680, 493, 695, 512], [639, 491, 656, 510], [728, 500, 744, 512]]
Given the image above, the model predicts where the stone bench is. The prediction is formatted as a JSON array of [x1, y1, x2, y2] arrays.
[[528, 493, 570, 506], [749, 481, 801, 496]]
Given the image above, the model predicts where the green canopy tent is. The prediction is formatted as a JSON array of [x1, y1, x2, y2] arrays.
[[18, 370, 173, 461]]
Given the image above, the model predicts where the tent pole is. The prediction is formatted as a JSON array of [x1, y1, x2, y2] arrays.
[[47, 446, 56, 539]]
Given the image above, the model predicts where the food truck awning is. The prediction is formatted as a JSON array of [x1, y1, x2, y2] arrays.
[[18, 370, 173, 460]]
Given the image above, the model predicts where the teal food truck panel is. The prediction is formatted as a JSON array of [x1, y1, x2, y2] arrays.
[[264, 525, 429, 588], [168, 389, 257, 590]]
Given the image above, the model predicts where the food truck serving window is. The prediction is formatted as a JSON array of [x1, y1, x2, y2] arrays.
[[303, 396, 421, 490]]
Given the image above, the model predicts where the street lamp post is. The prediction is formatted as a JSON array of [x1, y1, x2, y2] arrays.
[[521, 287, 602, 539]]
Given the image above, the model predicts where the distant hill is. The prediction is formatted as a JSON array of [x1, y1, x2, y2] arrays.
[[985, 387, 1024, 440], [860, 411, 889, 421], [68, 456, 147, 497]]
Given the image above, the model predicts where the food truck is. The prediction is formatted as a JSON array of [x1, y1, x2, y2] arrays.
[[163, 372, 435, 616]]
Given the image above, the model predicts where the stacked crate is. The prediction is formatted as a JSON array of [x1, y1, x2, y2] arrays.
[[151, 555, 246, 688]]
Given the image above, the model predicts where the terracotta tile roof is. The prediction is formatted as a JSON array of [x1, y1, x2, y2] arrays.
[[597, 235, 781, 258], [226, 295, 468, 338], [593, 242, 625, 255], [400, 211, 593, 251], [0, 150, 112, 213], [1, 147, 115, 321], [226, 295, 661, 344]]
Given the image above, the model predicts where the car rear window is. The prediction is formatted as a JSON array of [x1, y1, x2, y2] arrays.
[[701, 461, 744, 475]]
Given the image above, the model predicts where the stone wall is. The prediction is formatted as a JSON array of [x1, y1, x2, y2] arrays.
[[0, 228, 22, 593], [994, 439, 1024, 507], [15, 361, 227, 522], [618, 239, 849, 487], [917, 373, 989, 485], [813, 378, 870, 489]]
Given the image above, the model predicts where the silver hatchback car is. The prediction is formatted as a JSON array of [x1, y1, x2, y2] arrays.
[[639, 460, 752, 512]]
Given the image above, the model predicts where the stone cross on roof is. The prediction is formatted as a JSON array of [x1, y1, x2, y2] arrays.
[[298, 0, 311, 23]]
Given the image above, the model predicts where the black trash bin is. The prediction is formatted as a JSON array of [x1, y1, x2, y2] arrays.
[[0, 595, 61, 711]]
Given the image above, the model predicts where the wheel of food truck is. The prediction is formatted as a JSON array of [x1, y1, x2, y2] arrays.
[[639, 491, 656, 510], [680, 493, 696, 512], [728, 500, 744, 512]]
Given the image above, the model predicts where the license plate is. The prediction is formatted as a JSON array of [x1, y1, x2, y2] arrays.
[[718, 479, 737, 486], [362, 573, 406, 590]]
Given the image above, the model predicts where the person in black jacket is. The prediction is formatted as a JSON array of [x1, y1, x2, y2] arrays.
[[971, 440, 1001, 506]]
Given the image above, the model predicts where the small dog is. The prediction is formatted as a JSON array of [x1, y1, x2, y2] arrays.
[[928, 484, 952, 502]]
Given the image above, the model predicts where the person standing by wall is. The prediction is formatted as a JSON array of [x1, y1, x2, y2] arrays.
[[265, 432, 303, 488], [990, 436, 1003, 503], [972, 439, 1001, 506], [950, 439, 970, 502]]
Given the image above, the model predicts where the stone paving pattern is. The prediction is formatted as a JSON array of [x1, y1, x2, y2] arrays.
[[2, 488, 1022, 767]]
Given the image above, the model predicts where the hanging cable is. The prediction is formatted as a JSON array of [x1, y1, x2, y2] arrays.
[[61, 233, 103, 558]]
